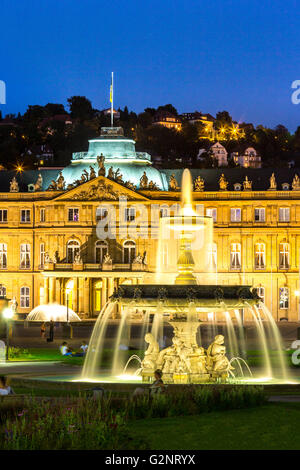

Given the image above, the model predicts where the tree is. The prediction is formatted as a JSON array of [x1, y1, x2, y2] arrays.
[[157, 104, 178, 116], [67, 96, 94, 121]]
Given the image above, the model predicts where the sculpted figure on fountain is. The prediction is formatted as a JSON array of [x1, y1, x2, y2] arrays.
[[206, 335, 233, 378], [141, 333, 160, 371]]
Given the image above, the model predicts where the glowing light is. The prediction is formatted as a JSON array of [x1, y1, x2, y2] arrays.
[[295, 290, 300, 297], [26, 303, 81, 322], [2, 307, 13, 319]]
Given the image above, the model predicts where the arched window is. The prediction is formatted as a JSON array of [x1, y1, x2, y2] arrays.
[[67, 240, 80, 263], [230, 243, 241, 269], [95, 240, 108, 263], [207, 242, 217, 270], [0, 284, 6, 298], [279, 287, 289, 309], [255, 243, 265, 269], [20, 243, 30, 269], [0, 243, 7, 269], [20, 286, 30, 308], [123, 240, 136, 264], [279, 243, 290, 269]]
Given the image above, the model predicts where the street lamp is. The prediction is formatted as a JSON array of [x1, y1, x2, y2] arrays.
[[3, 307, 13, 361]]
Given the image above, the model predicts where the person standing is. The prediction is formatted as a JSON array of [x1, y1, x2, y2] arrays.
[[40, 322, 46, 338]]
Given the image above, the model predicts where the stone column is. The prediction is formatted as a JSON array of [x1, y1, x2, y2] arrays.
[[43, 277, 49, 304], [101, 277, 107, 309], [108, 277, 114, 298], [83, 278, 90, 317], [73, 277, 79, 313], [78, 277, 84, 315], [49, 276, 56, 303]]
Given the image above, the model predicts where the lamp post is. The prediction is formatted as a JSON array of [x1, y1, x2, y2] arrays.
[[3, 307, 14, 361]]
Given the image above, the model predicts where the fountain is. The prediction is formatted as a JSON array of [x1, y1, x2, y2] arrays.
[[27, 303, 81, 322], [81, 169, 291, 385]]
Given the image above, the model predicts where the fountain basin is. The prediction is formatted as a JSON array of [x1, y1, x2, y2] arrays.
[[111, 284, 260, 312]]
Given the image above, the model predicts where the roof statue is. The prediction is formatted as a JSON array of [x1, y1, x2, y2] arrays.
[[34, 173, 43, 191], [108, 166, 114, 179], [56, 171, 65, 190], [169, 173, 179, 191], [219, 173, 228, 191], [269, 172, 277, 190], [97, 154, 106, 177], [243, 176, 252, 190], [9, 176, 19, 193], [292, 174, 300, 190], [140, 171, 149, 189], [194, 175, 205, 191], [89, 166, 96, 179], [114, 168, 123, 184]]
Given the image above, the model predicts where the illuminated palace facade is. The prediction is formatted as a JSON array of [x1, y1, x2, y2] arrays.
[[1, 126, 300, 322]]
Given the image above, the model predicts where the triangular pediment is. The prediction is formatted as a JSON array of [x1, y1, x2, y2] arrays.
[[53, 175, 149, 201]]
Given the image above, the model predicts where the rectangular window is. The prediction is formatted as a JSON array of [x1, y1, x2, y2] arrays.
[[21, 209, 30, 223], [0, 244, 7, 268], [279, 243, 290, 269], [125, 207, 136, 222], [206, 208, 217, 222], [40, 208, 45, 222], [255, 243, 265, 269], [20, 286, 30, 308], [68, 208, 79, 222], [20, 244, 30, 269], [40, 243, 45, 267], [254, 208, 265, 222], [257, 286, 265, 304], [230, 208, 241, 222], [0, 210, 7, 223], [96, 207, 108, 221], [230, 243, 241, 269], [279, 287, 289, 309], [279, 207, 290, 222]]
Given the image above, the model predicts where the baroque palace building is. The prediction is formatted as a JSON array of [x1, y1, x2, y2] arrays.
[[1, 126, 300, 322]]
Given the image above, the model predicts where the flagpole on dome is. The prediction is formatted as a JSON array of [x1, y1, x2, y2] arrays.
[[110, 72, 114, 127]]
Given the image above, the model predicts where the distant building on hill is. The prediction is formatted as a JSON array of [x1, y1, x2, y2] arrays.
[[210, 142, 228, 166], [232, 147, 261, 168], [153, 111, 182, 131]]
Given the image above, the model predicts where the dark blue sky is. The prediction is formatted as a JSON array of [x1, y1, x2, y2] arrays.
[[1, 0, 299, 130]]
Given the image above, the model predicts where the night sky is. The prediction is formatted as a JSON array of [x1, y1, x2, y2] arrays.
[[1, 0, 299, 130]]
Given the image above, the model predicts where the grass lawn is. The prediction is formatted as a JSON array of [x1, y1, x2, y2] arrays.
[[127, 403, 300, 450]]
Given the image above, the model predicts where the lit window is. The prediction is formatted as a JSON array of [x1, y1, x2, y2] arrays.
[[257, 286, 265, 304], [40, 208, 45, 222], [96, 207, 108, 221], [0, 244, 7, 269], [255, 243, 265, 269], [230, 243, 241, 269], [123, 240, 136, 263], [160, 207, 169, 218], [279, 243, 290, 269], [279, 207, 290, 222], [21, 210, 30, 223], [0, 284, 6, 298], [95, 240, 108, 263], [279, 287, 289, 309], [0, 210, 7, 223], [254, 208, 265, 222], [125, 207, 136, 222], [68, 208, 79, 222], [67, 240, 80, 263], [20, 286, 30, 308], [207, 243, 217, 270], [20, 244, 30, 269], [40, 243, 45, 267], [206, 208, 217, 222], [230, 208, 241, 222]]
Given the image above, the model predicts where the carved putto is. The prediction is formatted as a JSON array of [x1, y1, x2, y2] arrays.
[[89, 166, 96, 179], [141, 333, 160, 370], [194, 175, 205, 191], [148, 180, 159, 190], [97, 154, 106, 177], [206, 335, 233, 376], [48, 180, 57, 190], [56, 172, 65, 190], [124, 181, 136, 191], [133, 253, 143, 264], [219, 173, 228, 191], [140, 171, 148, 189], [34, 173, 43, 191], [108, 166, 114, 179], [269, 172, 277, 190], [243, 176, 252, 190], [169, 173, 179, 191], [73, 253, 82, 265], [292, 174, 300, 190], [10, 176, 19, 192], [102, 253, 112, 264], [44, 252, 52, 263]]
